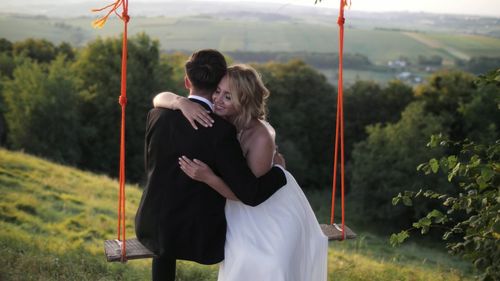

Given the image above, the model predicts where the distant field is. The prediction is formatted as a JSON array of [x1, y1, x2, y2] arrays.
[[0, 15, 90, 45], [425, 32, 500, 58], [318, 68, 399, 86], [1, 14, 499, 65]]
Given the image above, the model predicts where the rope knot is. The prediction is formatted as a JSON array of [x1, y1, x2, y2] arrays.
[[337, 17, 345, 25], [122, 12, 130, 23], [119, 95, 127, 106]]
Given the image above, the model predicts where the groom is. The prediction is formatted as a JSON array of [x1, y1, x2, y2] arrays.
[[135, 49, 287, 281]]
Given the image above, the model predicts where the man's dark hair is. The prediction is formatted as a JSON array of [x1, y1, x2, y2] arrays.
[[185, 49, 227, 93]]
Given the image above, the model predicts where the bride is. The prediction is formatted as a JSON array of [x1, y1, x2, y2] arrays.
[[153, 64, 327, 281]]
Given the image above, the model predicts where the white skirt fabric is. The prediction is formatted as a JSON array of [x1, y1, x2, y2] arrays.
[[218, 170, 328, 281]]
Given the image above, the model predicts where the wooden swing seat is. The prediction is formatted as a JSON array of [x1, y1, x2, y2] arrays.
[[320, 223, 356, 240], [104, 238, 156, 262], [103, 223, 354, 262]]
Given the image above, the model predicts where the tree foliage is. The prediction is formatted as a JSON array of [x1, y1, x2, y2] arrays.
[[12, 38, 58, 64], [415, 70, 477, 141], [3, 55, 81, 163], [256, 60, 337, 189], [350, 69, 499, 229], [73, 33, 171, 182], [344, 80, 414, 162], [391, 135, 499, 281], [391, 70, 500, 280], [349, 102, 449, 227]]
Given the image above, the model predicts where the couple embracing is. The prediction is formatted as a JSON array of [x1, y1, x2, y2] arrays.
[[135, 49, 328, 281]]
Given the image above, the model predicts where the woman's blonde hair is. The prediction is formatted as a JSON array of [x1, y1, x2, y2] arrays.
[[226, 64, 270, 130]]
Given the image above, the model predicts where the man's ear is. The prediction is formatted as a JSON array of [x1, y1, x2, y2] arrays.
[[184, 76, 191, 89]]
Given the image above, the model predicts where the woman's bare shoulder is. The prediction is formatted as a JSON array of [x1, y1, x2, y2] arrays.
[[246, 120, 275, 148]]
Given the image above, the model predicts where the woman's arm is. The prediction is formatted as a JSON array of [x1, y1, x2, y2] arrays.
[[153, 92, 214, 129], [153, 91, 185, 109], [179, 156, 239, 201]]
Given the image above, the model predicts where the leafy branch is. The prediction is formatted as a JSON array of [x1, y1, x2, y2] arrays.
[[391, 134, 499, 280]]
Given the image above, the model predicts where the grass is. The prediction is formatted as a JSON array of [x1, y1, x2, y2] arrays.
[[425, 33, 500, 58], [0, 148, 474, 280]]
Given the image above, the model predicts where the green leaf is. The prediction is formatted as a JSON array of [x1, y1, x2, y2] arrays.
[[416, 163, 426, 171], [469, 155, 481, 168], [392, 194, 401, 206], [402, 196, 413, 206], [421, 226, 430, 234], [428, 209, 443, 218], [443, 231, 453, 240], [428, 134, 440, 148], [428, 209, 446, 224], [481, 167, 494, 182], [430, 158, 439, 173], [448, 163, 460, 182], [413, 217, 431, 229], [390, 231, 409, 247], [447, 155, 457, 168], [476, 177, 488, 190], [415, 189, 423, 197]]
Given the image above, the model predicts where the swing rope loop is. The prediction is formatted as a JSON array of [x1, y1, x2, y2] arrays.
[[92, 0, 130, 262], [330, 0, 349, 240]]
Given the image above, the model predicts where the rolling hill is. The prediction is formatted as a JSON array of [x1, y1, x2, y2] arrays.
[[0, 148, 473, 280], [1, 13, 500, 64]]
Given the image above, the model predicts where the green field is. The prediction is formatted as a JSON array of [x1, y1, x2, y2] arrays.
[[1, 14, 499, 64], [425, 32, 500, 58], [0, 148, 474, 280], [1, 13, 499, 87]]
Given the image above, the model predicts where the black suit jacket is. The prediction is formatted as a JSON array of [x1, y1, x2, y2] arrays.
[[135, 99, 286, 264]]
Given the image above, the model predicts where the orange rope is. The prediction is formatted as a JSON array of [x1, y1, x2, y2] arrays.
[[92, 0, 130, 262], [330, 0, 348, 240]]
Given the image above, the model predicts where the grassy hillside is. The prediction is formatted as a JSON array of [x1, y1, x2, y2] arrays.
[[0, 148, 473, 280]]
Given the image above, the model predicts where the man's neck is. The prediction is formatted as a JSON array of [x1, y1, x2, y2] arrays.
[[188, 92, 214, 111], [189, 89, 211, 101]]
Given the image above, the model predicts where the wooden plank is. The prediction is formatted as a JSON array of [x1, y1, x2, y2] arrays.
[[104, 238, 157, 262], [320, 224, 357, 240]]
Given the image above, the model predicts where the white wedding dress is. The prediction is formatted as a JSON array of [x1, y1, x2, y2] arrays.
[[218, 169, 328, 281]]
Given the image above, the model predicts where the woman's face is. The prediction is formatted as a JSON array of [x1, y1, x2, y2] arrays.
[[212, 75, 238, 118]]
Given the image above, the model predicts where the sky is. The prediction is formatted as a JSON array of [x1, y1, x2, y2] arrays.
[[180, 0, 500, 17]]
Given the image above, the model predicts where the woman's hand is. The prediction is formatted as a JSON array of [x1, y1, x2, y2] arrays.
[[153, 92, 214, 130], [178, 99, 214, 130], [179, 156, 215, 183], [273, 151, 286, 169]]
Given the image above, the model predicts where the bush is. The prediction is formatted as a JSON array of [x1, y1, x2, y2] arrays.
[[391, 135, 499, 281]]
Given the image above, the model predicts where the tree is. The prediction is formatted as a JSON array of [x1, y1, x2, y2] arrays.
[[256, 60, 337, 189], [415, 70, 476, 141], [344, 80, 414, 163], [416, 69, 499, 143], [349, 101, 450, 228], [463, 56, 500, 75], [461, 69, 500, 144], [0, 38, 13, 54], [73, 33, 173, 182], [0, 38, 15, 78], [3, 55, 81, 163], [12, 38, 57, 64], [391, 70, 499, 280], [56, 42, 75, 61], [391, 136, 499, 281]]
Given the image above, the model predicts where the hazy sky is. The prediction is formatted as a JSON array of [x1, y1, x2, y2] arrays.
[[179, 0, 500, 17]]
